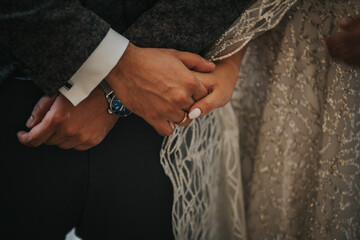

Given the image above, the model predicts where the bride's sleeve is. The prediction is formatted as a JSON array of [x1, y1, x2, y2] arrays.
[[205, 0, 299, 61]]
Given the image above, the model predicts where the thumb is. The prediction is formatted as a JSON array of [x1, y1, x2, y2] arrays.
[[26, 95, 57, 128], [188, 90, 227, 119], [172, 51, 215, 72]]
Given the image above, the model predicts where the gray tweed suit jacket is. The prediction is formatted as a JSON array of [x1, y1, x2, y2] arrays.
[[0, 0, 252, 95]]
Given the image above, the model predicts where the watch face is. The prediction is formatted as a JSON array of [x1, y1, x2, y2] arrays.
[[110, 95, 132, 117]]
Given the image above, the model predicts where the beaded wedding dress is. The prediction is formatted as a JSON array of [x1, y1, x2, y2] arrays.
[[160, 0, 360, 239], [160, 0, 297, 239], [236, 1, 360, 239]]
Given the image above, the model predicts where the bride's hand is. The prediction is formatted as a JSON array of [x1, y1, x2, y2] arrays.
[[188, 48, 246, 119], [326, 16, 360, 67]]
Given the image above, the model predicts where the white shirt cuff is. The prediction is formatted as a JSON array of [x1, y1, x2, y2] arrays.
[[59, 28, 129, 106]]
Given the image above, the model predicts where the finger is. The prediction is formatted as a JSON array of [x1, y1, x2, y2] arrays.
[[188, 89, 229, 119], [190, 71, 211, 102], [45, 128, 89, 147], [17, 113, 58, 147], [172, 51, 215, 72], [26, 95, 57, 128], [173, 112, 192, 127], [55, 135, 90, 149], [148, 94, 192, 125], [167, 121, 175, 130], [147, 118, 175, 136], [44, 125, 80, 146], [73, 135, 106, 151], [57, 141, 79, 150], [73, 138, 102, 151], [169, 109, 192, 126], [191, 76, 209, 101], [44, 134, 70, 146], [177, 71, 208, 105], [57, 130, 105, 150]]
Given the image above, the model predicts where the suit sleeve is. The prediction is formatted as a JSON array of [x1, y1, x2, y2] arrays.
[[0, 0, 110, 95], [123, 0, 253, 54]]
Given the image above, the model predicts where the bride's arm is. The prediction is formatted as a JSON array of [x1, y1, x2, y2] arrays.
[[188, 47, 247, 119]]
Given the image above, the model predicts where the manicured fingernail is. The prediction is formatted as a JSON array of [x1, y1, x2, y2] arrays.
[[189, 108, 201, 119], [168, 121, 175, 130], [26, 116, 34, 127]]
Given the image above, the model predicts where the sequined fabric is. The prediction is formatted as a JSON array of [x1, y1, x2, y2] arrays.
[[161, 105, 246, 239], [205, 0, 298, 61], [231, 0, 360, 239], [160, 1, 297, 239], [160, 0, 359, 239]]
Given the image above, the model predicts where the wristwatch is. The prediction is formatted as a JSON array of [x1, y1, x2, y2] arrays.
[[99, 80, 132, 117]]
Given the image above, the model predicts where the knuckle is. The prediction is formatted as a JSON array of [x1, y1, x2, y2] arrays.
[[157, 81, 171, 93], [166, 49, 177, 54], [77, 134, 89, 144], [63, 127, 77, 137], [89, 137, 102, 147], [172, 92, 188, 105], [50, 112, 67, 126], [183, 51, 195, 58], [59, 145, 71, 150], [191, 53, 202, 61], [162, 104, 177, 116], [184, 79, 197, 90]]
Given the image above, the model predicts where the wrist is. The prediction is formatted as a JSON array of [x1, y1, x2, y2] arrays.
[[106, 43, 137, 84], [99, 80, 132, 117], [92, 86, 109, 109], [105, 43, 139, 102]]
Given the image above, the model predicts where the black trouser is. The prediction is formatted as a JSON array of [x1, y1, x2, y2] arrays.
[[0, 78, 174, 240]]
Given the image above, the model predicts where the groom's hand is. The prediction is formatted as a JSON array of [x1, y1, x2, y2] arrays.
[[106, 43, 214, 136], [17, 44, 215, 149], [17, 87, 118, 150]]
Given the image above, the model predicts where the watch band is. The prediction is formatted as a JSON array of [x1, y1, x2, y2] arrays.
[[99, 80, 132, 117], [99, 80, 114, 100]]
